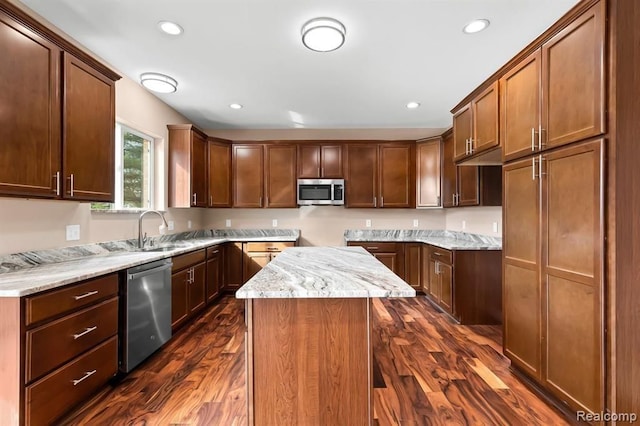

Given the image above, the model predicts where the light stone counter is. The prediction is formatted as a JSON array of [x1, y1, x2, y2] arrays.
[[0, 229, 299, 297], [236, 246, 416, 299], [344, 229, 502, 250]]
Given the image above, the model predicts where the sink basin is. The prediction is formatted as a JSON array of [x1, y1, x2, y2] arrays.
[[135, 242, 191, 252]]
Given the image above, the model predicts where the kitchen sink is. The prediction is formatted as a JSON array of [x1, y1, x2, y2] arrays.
[[135, 242, 192, 252]]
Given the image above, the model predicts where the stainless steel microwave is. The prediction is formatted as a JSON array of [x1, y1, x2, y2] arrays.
[[297, 179, 345, 206]]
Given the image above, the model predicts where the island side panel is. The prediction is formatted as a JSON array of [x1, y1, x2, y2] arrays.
[[248, 297, 372, 426]]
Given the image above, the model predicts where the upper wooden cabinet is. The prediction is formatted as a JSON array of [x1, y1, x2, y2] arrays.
[[442, 130, 501, 208], [297, 144, 343, 178], [416, 137, 442, 208], [453, 81, 499, 163], [0, 7, 119, 202], [168, 125, 208, 208], [345, 142, 415, 208], [208, 138, 231, 207], [233, 144, 297, 208], [501, 1, 605, 162], [265, 144, 297, 208]]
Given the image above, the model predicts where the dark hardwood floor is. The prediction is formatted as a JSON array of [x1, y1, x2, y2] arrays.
[[62, 296, 570, 425]]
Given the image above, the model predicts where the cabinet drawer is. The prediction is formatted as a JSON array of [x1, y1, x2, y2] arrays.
[[430, 246, 453, 264], [26, 297, 118, 383], [172, 249, 206, 272], [349, 242, 399, 253], [244, 242, 294, 252], [25, 336, 118, 426], [207, 245, 222, 258], [25, 273, 118, 326]]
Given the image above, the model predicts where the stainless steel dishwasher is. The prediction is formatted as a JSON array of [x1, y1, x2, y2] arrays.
[[121, 258, 172, 373]]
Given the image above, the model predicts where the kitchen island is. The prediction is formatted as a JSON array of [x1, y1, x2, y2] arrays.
[[236, 246, 415, 426]]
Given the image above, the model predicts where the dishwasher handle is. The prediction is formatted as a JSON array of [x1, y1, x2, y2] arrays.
[[128, 263, 172, 281]]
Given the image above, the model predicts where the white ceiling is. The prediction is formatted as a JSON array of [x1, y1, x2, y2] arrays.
[[20, 0, 579, 133]]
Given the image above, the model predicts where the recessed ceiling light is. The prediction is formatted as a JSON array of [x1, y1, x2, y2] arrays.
[[158, 21, 183, 35], [140, 73, 178, 93], [463, 19, 490, 34], [229, 103, 243, 109], [406, 102, 421, 109], [301, 17, 346, 52]]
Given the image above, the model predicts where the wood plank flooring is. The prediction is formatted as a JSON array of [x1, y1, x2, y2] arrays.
[[62, 296, 570, 425]]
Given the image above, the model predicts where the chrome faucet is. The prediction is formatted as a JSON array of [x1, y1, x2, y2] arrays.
[[138, 210, 169, 249]]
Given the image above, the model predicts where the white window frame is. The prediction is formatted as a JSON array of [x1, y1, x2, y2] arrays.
[[113, 123, 156, 210]]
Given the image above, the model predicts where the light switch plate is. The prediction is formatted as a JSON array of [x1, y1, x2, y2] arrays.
[[493, 222, 499, 233], [413, 219, 419, 228], [225, 219, 231, 228], [66, 224, 80, 241], [462, 220, 466, 230], [272, 219, 278, 227], [365, 219, 372, 228], [187, 220, 192, 229], [168, 221, 175, 231]]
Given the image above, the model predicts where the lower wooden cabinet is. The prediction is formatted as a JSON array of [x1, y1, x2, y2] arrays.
[[0, 273, 119, 425], [403, 243, 422, 291], [426, 246, 454, 315], [224, 242, 244, 290], [346, 242, 405, 278], [171, 249, 206, 331], [243, 242, 295, 282], [206, 245, 223, 303]]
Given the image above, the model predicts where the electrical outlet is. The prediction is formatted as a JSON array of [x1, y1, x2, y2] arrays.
[[187, 220, 192, 229], [413, 219, 419, 228], [462, 220, 466, 230], [365, 219, 372, 228], [168, 221, 175, 231], [493, 222, 499, 233], [225, 219, 231, 228], [272, 219, 278, 227], [66, 224, 80, 241]]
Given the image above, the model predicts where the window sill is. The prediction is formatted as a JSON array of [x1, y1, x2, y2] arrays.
[[91, 209, 166, 215]]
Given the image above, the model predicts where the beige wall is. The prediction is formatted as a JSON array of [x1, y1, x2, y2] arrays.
[[204, 207, 447, 246], [445, 206, 502, 237], [0, 75, 203, 256]]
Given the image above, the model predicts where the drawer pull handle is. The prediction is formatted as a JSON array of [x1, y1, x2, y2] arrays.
[[367, 247, 379, 250], [72, 369, 97, 386], [433, 252, 442, 256], [73, 326, 98, 340], [266, 247, 279, 251], [74, 290, 98, 300]]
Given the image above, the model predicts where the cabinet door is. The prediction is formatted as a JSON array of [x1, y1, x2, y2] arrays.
[[438, 262, 453, 315], [379, 143, 414, 208], [345, 144, 377, 207], [244, 252, 271, 282], [416, 139, 441, 207], [188, 263, 206, 314], [373, 253, 398, 276], [441, 132, 457, 208], [0, 13, 61, 198], [542, 139, 603, 413], [191, 132, 207, 207], [298, 144, 320, 178], [542, 1, 605, 149], [403, 244, 422, 290], [428, 258, 440, 302], [457, 166, 479, 206], [233, 145, 264, 207], [501, 50, 541, 162], [63, 53, 115, 201], [225, 242, 244, 289], [420, 245, 430, 294], [453, 104, 472, 162], [472, 81, 499, 154], [208, 141, 231, 207], [503, 157, 542, 380], [321, 145, 343, 178], [206, 254, 221, 303], [171, 269, 189, 330], [265, 144, 297, 208]]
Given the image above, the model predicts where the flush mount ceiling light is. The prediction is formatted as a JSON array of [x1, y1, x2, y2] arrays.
[[406, 102, 421, 109], [158, 21, 183, 35], [140, 73, 178, 93], [463, 19, 490, 34], [229, 103, 243, 109], [301, 17, 346, 52]]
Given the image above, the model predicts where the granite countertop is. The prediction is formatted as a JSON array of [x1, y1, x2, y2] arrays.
[[0, 229, 299, 297], [236, 246, 416, 299], [343, 229, 502, 251]]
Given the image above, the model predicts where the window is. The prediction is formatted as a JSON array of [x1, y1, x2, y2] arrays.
[[92, 123, 155, 211]]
